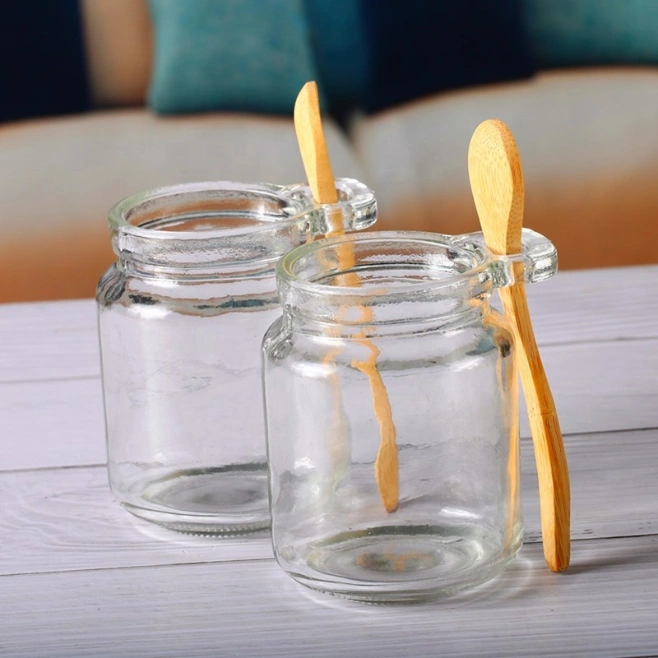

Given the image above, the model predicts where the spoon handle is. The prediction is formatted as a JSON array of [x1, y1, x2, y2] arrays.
[[294, 82, 399, 513], [293, 82, 338, 206], [500, 284, 571, 572]]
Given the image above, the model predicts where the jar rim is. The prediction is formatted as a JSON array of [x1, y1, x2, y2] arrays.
[[108, 181, 311, 241], [278, 231, 491, 299]]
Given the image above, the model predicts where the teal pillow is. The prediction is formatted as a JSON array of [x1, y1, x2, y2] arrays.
[[148, 0, 321, 115], [525, 0, 658, 67]]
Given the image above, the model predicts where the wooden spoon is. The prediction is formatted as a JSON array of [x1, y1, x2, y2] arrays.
[[468, 119, 571, 572], [293, 82, 338, 207], [293, 82, 399, 512]]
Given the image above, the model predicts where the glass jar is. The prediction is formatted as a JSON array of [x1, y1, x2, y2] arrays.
[[262, 228, 557, 601], [97, 179, 376, 534]]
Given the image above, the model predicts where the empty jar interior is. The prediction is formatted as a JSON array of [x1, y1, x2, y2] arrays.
[[99, 183, 313, 534], [109, 182, 315, 270], [278, 231, 493, 325], [117, 183, 305, 232], [267, 231, 521, 601], [288, 231, 483, 282]]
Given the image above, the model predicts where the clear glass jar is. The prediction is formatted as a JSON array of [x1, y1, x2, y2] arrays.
[[262, 228, 557, 601], [97, 179, 376, 534]]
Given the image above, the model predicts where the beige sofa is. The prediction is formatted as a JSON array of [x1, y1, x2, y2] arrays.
[[2, 0, 657, 303]]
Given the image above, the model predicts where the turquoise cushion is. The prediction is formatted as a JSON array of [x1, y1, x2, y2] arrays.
[[148, 0, 321, 115], [525, 0, 658, 67]]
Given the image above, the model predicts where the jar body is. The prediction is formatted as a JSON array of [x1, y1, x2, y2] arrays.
[[97, 180, 377, 534], [263, 232, 526, 601], [99, 265, 280, 533]]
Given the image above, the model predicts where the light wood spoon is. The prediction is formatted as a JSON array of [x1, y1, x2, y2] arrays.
[[293, 82, 399, 512], [293, 82, 338, 208], [468, 119, 571, 572]]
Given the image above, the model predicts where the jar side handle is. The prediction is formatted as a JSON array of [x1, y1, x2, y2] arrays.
[[454, 228, 558, 287], [282, 178, 378, 237]]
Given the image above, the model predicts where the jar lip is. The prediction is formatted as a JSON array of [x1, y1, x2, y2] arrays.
[[108, 180, 311, 241], [278, 231, 490, 298]]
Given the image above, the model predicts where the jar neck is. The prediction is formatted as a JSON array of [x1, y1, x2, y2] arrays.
[[285, 298, 493, 339], [115, 222, 310, 280], [108, 180, 378, 280], [110, 182, 313, 279], [277, 232, 495, 333]]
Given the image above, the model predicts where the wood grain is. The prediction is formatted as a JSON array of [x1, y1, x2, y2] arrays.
[[293, 81, 338, 206], [294, 82, 399, 512], [524, 265, 658, 346], [1, 267, 658, 657], [468, 119, 525, 254], [0, 378, 106, 471], [2, 337, 656, 473], [0, 466, 273, 577], [502, 283, 571, 572], [1, 428, 656, 578], [352, 346, 399, 512], [519, 337, 658, 438], [468, 119, 570, 571], [521, 428, 658, 544], [1, 536, 657, 658], [0, 299, 98, 383], [1, 267, 656, 385]]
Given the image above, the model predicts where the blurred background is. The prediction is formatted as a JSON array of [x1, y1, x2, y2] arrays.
[[2, 0, 657, 303]]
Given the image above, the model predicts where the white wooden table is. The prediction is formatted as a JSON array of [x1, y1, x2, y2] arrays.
[[1, 265, 658, 658]]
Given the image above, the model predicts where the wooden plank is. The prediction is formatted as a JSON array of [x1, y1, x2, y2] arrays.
[[520, 336, 658, 437], [0, 299, 98, 383], [1, 267, 657, 385], [526, 264, 658, 346], [520, 428, 658, 543], [3, 335, 656, 472], [1, 535, 657, 658], [0, 465, 273, 577], [0, 378, 106, 471], [1, 429, 656, 578]]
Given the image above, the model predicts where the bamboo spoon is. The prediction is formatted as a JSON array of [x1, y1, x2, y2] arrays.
[[293, 82, 339, 209], [293, 82, 399, 512], [468, 119, 570, 572]]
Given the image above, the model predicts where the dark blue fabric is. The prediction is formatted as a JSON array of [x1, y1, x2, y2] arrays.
[[304, 0, 368, 116], [0, 0, 89, 122], [359, 0, 535, 114]]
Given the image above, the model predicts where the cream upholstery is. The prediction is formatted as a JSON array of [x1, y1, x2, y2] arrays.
[[2, 69, 657, 302], [0, 110, 365, 302], [353, 68, 658, 270]]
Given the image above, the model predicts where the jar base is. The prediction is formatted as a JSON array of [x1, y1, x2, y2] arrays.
[[117, 465, 270, 535], [278, 524, 522, 603]]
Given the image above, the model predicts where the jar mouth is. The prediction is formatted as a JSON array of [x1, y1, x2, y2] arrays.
[[108, 180, 378, 273], [109, 181, 311, 241], [277, 231, 495, 326], [279, 231, 490, 297]]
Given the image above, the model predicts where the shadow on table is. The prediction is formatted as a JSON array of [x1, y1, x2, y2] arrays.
[[285, 550, 540, 615], [275, 535, 658, 615], [566, 535, 658, 575]]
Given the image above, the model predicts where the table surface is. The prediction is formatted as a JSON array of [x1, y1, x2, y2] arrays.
[[1, 265, 658, 658]]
